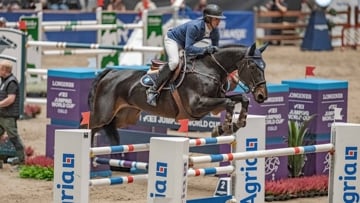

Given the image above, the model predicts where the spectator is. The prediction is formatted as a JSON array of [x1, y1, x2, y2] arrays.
[[22, 0, 48, 9], [146, 4, 226, 106], [0, 59, 25, 165], [193, 0, 207, 12], [47, 0, 68, 10], [170, 0, 192, 17], [0, 17, 6, 27], [106, 0, 125, 11], [0, 0, 22, 11], [134, 0, 156, 13], [66, 0, 81, 9], [266, 0, 288, 45]]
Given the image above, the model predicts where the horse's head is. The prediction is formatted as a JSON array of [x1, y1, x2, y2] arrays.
[[235, 43, 268, 103]]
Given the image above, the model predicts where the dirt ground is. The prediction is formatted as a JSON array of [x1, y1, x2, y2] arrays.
[[0, 45, 359, 203]]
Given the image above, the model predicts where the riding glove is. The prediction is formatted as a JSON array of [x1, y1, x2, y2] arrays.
[[204, 46, 219, 54]]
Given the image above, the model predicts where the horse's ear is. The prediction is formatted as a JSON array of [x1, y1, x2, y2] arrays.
[[259, 42, 269, 53], [246, 43, 256, 56]]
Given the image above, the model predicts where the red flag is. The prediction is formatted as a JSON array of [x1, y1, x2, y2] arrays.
[[97, 0, 104, 7], [80, 111, 90, 127], [143, 0, 149, 9], [18, 20, 26, 31], [305, 65, 315, 77], [178, 119, 189, 132]]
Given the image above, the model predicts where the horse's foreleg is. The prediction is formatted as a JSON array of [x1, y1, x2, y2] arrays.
[[213, 94, 249, 136], [235, 94, 249, 128]]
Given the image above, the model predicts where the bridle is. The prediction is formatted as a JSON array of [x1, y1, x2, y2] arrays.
[[236, 56, 266, 93], [210, 53, 266, 94]]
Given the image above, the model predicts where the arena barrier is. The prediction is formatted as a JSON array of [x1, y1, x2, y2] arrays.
[[7, 7, 147, 70], [53, 116, 265, 203], [26, 41, 163, 52], [53, 116, 360, 203]]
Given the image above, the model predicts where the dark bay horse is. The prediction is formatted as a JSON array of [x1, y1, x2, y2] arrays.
[[88, 43, 269, 145]]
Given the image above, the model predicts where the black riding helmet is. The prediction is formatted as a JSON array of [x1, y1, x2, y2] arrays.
[[203, 4, 226, 23]]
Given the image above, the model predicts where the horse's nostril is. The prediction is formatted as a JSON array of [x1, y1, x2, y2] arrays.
[[256, 94, 266, 103]]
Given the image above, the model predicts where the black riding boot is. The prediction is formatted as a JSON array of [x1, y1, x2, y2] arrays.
[[146, 64, 172, 106]]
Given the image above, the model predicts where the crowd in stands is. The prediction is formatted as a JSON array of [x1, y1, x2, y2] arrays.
[[0, 0, 207, 12]]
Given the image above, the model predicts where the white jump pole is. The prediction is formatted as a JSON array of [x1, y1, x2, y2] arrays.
[[53, 129, 91, 203], [147, 137, 189, 203], [26, 40, 164, 53], [43, 23, 143, 32]]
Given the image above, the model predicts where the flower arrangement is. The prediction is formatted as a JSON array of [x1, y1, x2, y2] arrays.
[[265, 175, 328, 201], [19, 146, 54, 181]]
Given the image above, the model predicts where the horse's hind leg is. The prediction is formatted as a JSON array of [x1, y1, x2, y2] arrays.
[[103, 119, 120, 146]]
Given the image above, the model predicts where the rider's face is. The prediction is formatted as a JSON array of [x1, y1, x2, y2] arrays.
[[210, 18, 221, 28]]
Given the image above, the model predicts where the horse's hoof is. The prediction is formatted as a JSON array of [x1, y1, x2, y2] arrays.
[[221, 124, 234, 135], [211, 127, 220, 137], [238, 120, 246, 128], [211, 126, 224, 137]]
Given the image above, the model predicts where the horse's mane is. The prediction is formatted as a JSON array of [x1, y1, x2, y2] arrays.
[[219, 44, 248, 54], [220, 44, 247, 48]]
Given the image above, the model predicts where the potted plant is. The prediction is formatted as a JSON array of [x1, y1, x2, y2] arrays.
[[287, 114, 316, 177]]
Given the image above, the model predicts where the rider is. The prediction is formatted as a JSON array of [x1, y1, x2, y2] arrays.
[[146, 4, 226, 106]]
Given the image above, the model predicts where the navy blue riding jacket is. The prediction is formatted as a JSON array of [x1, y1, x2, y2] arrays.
[[167, 18, 220, 55]]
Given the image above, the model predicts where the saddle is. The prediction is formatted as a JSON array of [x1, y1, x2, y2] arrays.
[[141, 52, 196, 119], [140, 52, 187, 90]]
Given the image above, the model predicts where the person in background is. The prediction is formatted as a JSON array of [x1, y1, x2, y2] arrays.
[[170, 0, 192, 17], [267, 0, 288, 45], [47, 0, 68, 10], [193, 0, 207, 12], [22, 0, 48, 9], [66, 0, 81, 9], [0, 17, 6, 27], [0, 0, 21, 11], [106, 0, 125, 11], [0, 60, 25, 165], [134, 0, 156, 13], [146, 4, 226, 106]]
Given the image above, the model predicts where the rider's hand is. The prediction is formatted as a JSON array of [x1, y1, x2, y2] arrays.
[[204, 46, 219, 54]]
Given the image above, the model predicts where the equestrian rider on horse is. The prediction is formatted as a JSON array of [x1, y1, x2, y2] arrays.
[[146, 4, 226, 106]]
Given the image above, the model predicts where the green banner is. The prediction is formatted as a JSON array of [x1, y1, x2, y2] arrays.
[[20, 16, 39, 41], [147, 15, 163, 40], [99, 11, 118, 68]]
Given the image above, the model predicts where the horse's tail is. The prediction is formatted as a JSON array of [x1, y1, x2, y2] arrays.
[[88, 68, 113, 110]]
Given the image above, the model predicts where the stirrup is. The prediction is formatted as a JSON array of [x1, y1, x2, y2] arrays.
[[146, 88, 158, 106]]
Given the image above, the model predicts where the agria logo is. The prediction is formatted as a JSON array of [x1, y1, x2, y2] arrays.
[[56, 153, 75, 202], [340, 146, 359, 202], [150, 162, 168, 198], [240, 138, 261, 203]]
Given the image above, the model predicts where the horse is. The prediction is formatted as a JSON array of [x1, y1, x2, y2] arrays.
[[88, 43, 269, 146]]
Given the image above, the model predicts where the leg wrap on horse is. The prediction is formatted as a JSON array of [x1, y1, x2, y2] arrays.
[[146, 63, 172, 106]]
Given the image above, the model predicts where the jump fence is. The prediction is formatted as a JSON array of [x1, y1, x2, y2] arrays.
[[53, 115, 360, 203]]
